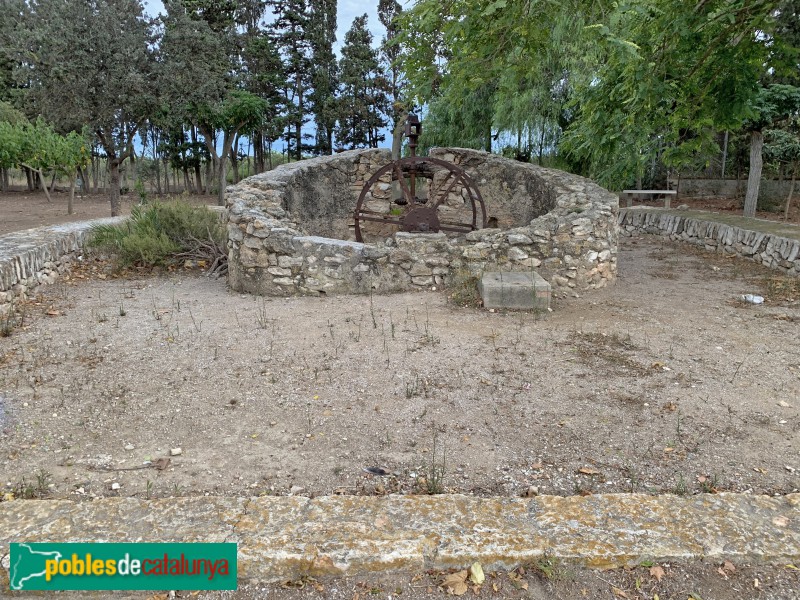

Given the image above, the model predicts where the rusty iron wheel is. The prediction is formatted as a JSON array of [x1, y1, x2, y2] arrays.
[[353, 156, 487, 243]]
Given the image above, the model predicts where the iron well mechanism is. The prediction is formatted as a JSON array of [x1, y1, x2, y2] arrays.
[[353, 115, 487, 242]]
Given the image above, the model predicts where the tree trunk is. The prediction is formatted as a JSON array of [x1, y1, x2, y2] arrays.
[[68, 172, 75, 215], [78, 167, 88, 198], [785, 165, 797, 222], [163, 157, 170, 194], [743, 130, 764, 218], [49, 172, 57, 194], [230, 134, 240, 184], [721, 130, 729, 178], [109, 160, 122, 217], [391, 116, 406, 202], [25, 166, 34, 191], [0, 167, 7, 192], [91, 156, 99, 193], [254, 130, 264, 174], [217, 154, 227, 206], [22, 165, 51, 201]]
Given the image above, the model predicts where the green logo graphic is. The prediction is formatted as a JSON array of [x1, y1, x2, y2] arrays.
[[9, 543, 237, 591]]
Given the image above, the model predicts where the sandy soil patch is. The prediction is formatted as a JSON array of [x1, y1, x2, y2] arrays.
[[0, 236, 798, 502]]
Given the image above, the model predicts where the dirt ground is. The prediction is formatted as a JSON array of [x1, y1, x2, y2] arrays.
[[0, 235, 798, 502], [0, 190, 214, 235], [2, 198, 800, 599], [8, 559, 800, 600]]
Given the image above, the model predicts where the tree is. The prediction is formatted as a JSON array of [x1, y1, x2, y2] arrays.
[[397, 0, 605, 159], [195, 91, 267, 205], [742, 85, 800, 217], [161, 1, 267, 205], [765, 126, 800, 220], [18, 0, 157, 216], [269, 0, 312, 160], [308, 0, 337, 155], [336, 15, 387, 150], [378, 0, 408, 160], [238, 1, 286, 171]]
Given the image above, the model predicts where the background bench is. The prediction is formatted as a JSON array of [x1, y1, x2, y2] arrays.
[[621, 189, 677, 208]]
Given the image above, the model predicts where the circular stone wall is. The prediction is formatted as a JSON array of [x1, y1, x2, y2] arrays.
[[224, 148, 618, 299]]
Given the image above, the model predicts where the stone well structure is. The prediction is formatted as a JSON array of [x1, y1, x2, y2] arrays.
[[225, 148, 618, 298]]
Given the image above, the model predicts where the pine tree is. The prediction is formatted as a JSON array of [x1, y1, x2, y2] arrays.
[[336, 15, 388, 150], [308, 0, 338, 155], [269, 0, 312, 161]]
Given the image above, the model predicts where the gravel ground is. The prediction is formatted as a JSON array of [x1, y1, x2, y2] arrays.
[[6, 559, 800, 600], [0, 235, 798, 502]]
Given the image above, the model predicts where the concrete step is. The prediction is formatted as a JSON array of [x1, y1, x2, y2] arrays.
[[479, 271, 551, 310], [1, 493, 798, 585]]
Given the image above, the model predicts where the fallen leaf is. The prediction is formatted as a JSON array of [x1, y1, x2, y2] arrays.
[[753, 467, 766, 474], [785, 564, 798, 571], [717, 567, 728, 579], [697, 475, 707, 483], [651, 361, 664, 369], [469, 562, 485, 585], [649, 565, 665, 582], [722, 561, 735, 573], [531, 462, 543, 469], [46, 310, 61, 316], [410, 574, 424, 583], [611, 586, 628, 598], [578, 467, 599, 475], [442, 571, 469, 596], [664, 402, 677, 411], [654, 595, 659, 600], [492, 582, 499, 592], [663, 447, 674, 453], [778, 400, 792, 408]]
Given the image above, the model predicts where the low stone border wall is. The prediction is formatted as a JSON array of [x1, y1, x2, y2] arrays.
[[226, 149, 619, 299], [0, 218, 124, 316], [619, 209, 800, 275], [2, 493, 798, 585]]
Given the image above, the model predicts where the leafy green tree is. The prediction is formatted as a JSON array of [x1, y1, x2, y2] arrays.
[[17, 0, 157, 216], [161, 1, 266, 204], [336, 15, 388, 149]]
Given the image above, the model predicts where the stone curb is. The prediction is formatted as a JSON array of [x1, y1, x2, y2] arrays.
[[1, 493, 798, 584], [618, 208, 800, 276]]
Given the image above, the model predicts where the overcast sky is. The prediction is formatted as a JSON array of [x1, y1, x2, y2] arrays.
[[142, 1, 385, 54]]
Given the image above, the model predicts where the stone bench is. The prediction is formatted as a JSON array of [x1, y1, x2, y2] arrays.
[[621, 190, 677, 209]]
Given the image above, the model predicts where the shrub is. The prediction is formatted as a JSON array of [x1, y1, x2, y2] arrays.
[[90, 200, 226, 274]]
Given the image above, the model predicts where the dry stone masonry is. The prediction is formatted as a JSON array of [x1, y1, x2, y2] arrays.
[[619, 209, 800, 275], [225, 148, 619, 298], [0, 219, 124, 317]]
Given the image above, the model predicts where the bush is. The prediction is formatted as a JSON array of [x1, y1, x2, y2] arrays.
[[90, 200, 226, 273]]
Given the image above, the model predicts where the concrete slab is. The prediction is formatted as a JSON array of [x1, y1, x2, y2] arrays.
[[2, 493, 797, 585], [479, 271, 551, 310]]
